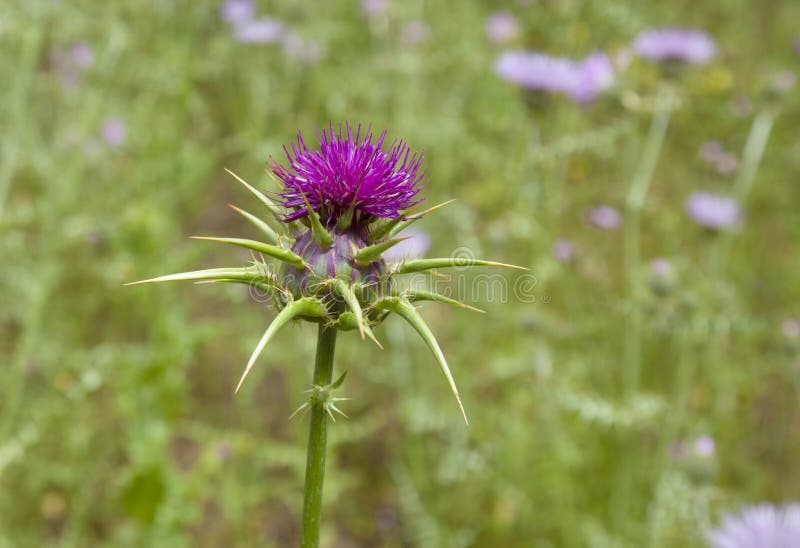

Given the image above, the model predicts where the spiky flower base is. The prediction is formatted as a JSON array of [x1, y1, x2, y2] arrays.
[[130, 168, 524, 422]]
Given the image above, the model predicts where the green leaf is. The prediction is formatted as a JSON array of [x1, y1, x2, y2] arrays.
[[190, 236, 306, 268], [400, 288, 485, 313], [387, 199, 456, 238], [229, 204, 281, 245], [126, 266, 266, 286], [375, 297, 468, 424], [353, 236, 410, 265], [394, 257, 527, 275], [299, 192, 334, 249], [235, 297, 327, 392]]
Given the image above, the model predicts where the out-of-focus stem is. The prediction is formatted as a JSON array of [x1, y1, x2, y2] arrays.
[[623, 89, 675, 394], [301, 325, 337, 548]]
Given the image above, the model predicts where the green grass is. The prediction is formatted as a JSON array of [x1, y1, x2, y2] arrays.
[[2, 0, 800, 546]]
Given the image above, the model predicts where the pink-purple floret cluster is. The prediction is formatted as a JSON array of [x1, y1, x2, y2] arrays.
[[272, 124, 424, 223]]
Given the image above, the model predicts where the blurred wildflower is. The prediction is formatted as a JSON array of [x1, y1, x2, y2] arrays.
[[233, 18, 284, 44], [694, 435, 715, 457], [282, 33, 321, 64], [400, 21, 429, 46], [70, 42, 94, 69], [794, 36, 800, 55], [634, 28, 716, 65], [381, 228, 430, 262], [485, 12, 520, 44], [495, 50, 614, 104], [770, 70, 797, 94], [219, 0, 255, 23], [686, 192, 740, 229], [361, 0, 389, 16], [50, 41, 94, 87], [101, 117, 127, 149], [650, 258, 672, 278], [781, 318, 800, 339], [586, 205, 622, 230], [700, 141, 724, 163], [552, 239, 575, 262], [730, 95, 754, 118], [714, 152, 739, 176], [708, 504, 800, 548]]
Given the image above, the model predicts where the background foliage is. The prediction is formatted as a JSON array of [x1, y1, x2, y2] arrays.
[[2, 1, 799, 546]]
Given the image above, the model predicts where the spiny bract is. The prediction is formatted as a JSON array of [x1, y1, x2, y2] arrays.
[[129, 123, 525, 423]]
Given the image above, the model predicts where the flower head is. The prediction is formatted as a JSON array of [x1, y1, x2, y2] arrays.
[[634, 27, 716, 65], [485, 12, 520, 44], [272, 124, 424, 224], [495, 50, 614, 105], [233, 18, 284, 44], [686, 192, 740, 229], [587, 205, 622, 230], [708, 504, 800, 548]]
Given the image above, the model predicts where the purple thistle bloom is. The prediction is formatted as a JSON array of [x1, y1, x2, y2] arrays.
[[495, 50, 614, 104], [587, 205, 622, 230], [485, 12, 520, 44], [220, 0, 255, 23], [101, 117, 127, 148], [233, 18, 284, 44], [382, 228, 431, 262], [552, 239, 575, 262], [272, 123, 424, 224], [686, 192, 740, 229], [634, 27, 716, 65], [708, 504, 800, 548]]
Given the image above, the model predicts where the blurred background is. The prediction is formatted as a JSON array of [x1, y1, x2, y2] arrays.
[[2, 1, 800, 546]]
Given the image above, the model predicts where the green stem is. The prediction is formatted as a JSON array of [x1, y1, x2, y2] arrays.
[[301, 325, 337, 548], [622, 88, 674, 394]]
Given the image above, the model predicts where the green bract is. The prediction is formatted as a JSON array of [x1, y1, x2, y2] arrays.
[[128, 170, 525, 423]]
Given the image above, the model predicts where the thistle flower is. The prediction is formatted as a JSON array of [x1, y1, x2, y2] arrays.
[[708, 504, 800, 548], [686, 192, 740, 229], [129, 123, 524, 423], [634, 27, 716, 65]]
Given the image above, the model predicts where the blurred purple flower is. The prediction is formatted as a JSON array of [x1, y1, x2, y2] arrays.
[[700, 141, 724, 163], [361, 0, 389, 16], [587, 205, 621, 230], [233, 18, 284, 44], [282, 32, 321, 63], [101, 117, 127, 148], [694, 435, 715, 457], [382, 228, 431, 262], [634, 28, 716, 65], [771, 70, 797, 93], [485, 12, 520, 44], [552, 239, 575, 262], [651, 258, 672, 277], [714, 152, 739, 176], [686, 192, 740, 229], [570, 52, 614, 104], [708, 504, 800, 548], [220, 0, 255, 23], [71, 41, 94, 69], [781, 318, 800, 339], [495, 50, 614, 104], [401, 21, 429, 45]]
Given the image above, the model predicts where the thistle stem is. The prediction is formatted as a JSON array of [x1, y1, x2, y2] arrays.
[[301, 324, 337, 548]]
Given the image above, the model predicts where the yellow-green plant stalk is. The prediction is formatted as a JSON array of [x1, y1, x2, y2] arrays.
[[128, 123, 524, 547]]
